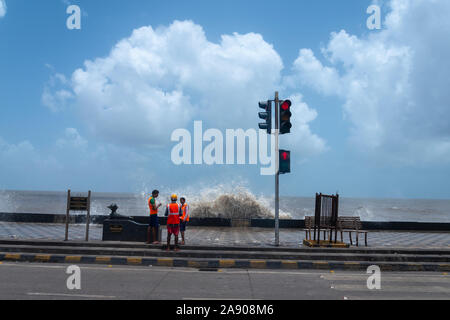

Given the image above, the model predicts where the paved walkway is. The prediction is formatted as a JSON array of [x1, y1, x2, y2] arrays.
[[0, 222, 449, 248]]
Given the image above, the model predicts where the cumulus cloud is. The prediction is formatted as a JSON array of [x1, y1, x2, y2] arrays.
[[44, 20, 325, 159], [56, 128, 88, 149], [42, 73, 74, 112], [288, 0, 450, 164], [284, 94, 328, 159], [0, 0, 6, 18], [0, 137, 62, 178], [63, 21, 284, 145]]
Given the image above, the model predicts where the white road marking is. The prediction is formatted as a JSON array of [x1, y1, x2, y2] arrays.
[[183, 298, 258, 300], [322, 275, 450, 283], [331, 284, 450, 293], [27, 292, 116, 299]]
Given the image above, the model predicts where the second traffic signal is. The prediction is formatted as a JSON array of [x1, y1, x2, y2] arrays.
[[279, 150, 291, 174], [258, 100, 272, 134], [279, 100, 292, 135]]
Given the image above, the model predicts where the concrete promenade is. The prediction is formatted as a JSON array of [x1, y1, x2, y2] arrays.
[[0, 222, 449, 274], [0, 222, 449, 248]]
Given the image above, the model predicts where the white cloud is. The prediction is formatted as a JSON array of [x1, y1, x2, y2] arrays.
[[284, 94, 328, 159], [44, 20, 325, 160], [56, 128, 88, 149], [42, 73, 74, 112], [0, 137, 62, 174], [289, 0, 450, 164], [0, 0, 6, 18]]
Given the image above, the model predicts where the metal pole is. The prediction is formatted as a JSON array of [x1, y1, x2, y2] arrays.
[[65, 189, 70, 241], [275, 91, 280, 247], [85, 190, 91, 241]]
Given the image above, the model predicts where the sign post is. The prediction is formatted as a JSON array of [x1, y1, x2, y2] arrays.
[[65, 190, 91, 241], [274, 92, 280, 247], [258, 92, 293, 247]]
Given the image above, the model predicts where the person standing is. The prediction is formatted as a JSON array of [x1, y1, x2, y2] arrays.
[[179, 197, 190, 245], [165, 194, 182, 251], [147, 190, 162, 244]]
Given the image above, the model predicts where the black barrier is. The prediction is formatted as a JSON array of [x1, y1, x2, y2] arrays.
[[251, 219, 304, 228], [0, 213, 450, 231], [130, 216, 231, 227], [103, 219, 160, 242]]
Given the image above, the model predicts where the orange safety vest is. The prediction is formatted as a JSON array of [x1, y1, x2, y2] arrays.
[[181, 203, 189, 222], [148, 197, 158, 215], [167, 203, 181, 225]]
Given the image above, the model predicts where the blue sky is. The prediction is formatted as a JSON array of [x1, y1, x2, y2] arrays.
[[1, 0, 450, 199]]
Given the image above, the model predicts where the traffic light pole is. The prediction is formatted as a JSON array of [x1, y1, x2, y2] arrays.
[[274, 91, 280, 247]]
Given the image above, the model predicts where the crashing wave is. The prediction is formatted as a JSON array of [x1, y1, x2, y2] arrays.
[[145, 183, 292, 220]]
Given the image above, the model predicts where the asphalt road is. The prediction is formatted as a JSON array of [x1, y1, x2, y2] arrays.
[[0, 261, 449, 300]]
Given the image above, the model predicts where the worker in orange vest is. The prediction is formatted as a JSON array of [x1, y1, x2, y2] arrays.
[[147, 190, 162, 244], [179, 197, 190, 245], [164, 194, 182, 251]]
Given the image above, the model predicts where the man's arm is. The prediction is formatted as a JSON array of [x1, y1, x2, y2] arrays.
[[149, 198, 156, 210]]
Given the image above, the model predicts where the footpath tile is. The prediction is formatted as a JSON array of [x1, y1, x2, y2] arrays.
[[0, 223, 449, 248]]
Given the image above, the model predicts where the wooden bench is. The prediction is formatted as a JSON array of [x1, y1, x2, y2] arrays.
[[304, 216, 333, 241], [337, 216, 368, 246]]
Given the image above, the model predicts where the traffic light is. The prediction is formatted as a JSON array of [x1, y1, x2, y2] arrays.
[[279, 100, 292, 134], [258, 100, 272, 134], [279, 150, 291, 174]]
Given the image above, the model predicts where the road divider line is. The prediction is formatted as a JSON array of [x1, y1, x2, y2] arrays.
[[127, 257, 142, 265], [0, 252, 449, 272], [281, 261, 298, 269], [250, 260, 267, 269], [34, 255, 51, 262], [313, 261, 329, 269], [158, 258, 174, 267], [5, 254, 21, 260], [188, 261, 209, 268], [219, 260, 235, 268], [65, 256, 82, 263], [95, 256, 111, 263]]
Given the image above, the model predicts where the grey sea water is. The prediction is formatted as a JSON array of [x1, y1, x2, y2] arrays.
[[0, 190, 449, 222]]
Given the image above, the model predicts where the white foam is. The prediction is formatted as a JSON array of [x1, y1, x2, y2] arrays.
[[140, 181, 292, 219]]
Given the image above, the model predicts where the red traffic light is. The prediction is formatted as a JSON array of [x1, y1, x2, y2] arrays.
[[281, 100, 291, 111], [279, 149, 291, 174]]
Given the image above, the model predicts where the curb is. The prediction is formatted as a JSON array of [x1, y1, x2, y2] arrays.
[[1, 239, 448, 255], [1, 252, 449, 272]]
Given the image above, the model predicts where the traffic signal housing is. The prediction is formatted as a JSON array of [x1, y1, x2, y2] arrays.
[[279, 100, 292, 135], [258, 100, 272, 134], [279, 150, 291, 174]]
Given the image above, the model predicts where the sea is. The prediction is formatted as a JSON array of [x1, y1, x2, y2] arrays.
[[0, 189, 449, 223]]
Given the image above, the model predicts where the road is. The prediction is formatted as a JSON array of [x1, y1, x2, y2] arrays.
[[0, 261, 448, 300]]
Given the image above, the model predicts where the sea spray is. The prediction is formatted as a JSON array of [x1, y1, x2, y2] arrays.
[[0, 190, 16, 213], [157, 183, 292, 220]]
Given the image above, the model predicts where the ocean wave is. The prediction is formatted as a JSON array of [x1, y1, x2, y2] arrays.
[[140, 183, 292, 220]]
